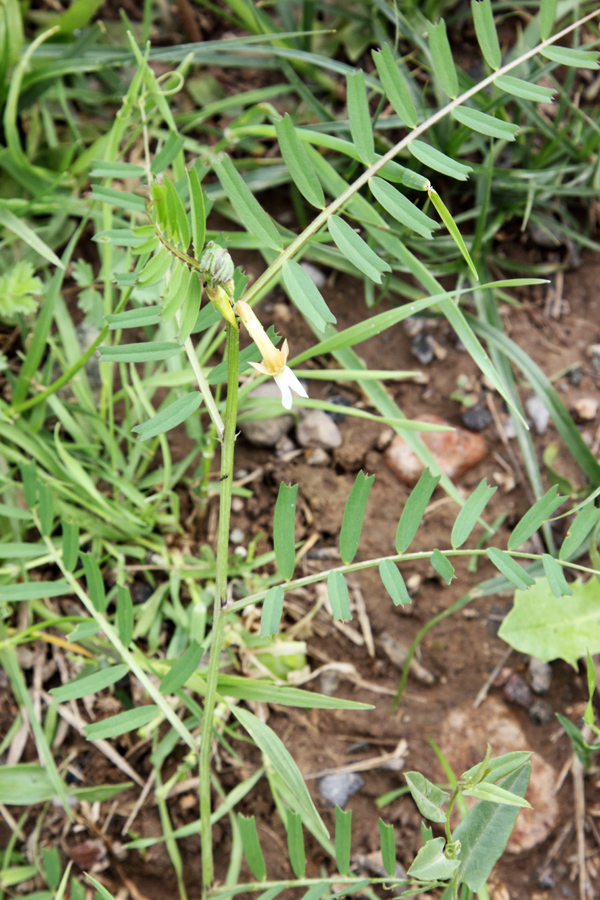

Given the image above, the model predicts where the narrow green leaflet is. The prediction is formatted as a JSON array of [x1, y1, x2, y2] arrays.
[[339, 471, 375, 564], [462, 751, 531, 784], [38, 483, 53, 536], [178, 274, 202, 345], [0, 206, 64, 269], [410, 141, 472, 181], [232, 706, 329, 842], [106, 306, 163, 329], [559, 501, 600, 560], [214, 156, 283, 251], [347, 70, 374, 164], [540, 0, 558, 41], [81, 552, 106, 613], [275, 114, 325, 209], [378, 819, 396, 877], [132, 392, 202, 441], [90, 160, 146, 178], [273, 483, 299, 581], [188, 167, 206, 259], [452, 107, 519, 141], [99, 342, 183, 363], [507, 485, 567, 550], [286, 810, 305, 878], [540, 46, 599, 69], [428, 19, 458, 98], [1, 582, 71, 601], [428, 190, 478, 279], [328, 215, 391, 284], [91, 186, 146, 212], [369, 178, 437, 239], [151, 133, 185, 175], [0, 542, 45, 558], [463, 782, 531, 808], [162, 263, 191, 321], [260, 585, 285, 637], [471, 0, 501, 70], [451, 479, 497, 548], [453, 764, 530, 892], [160, 641, 204, 694], [486, 548, 535, 590], [0, 765, 61, 805], [136, 248, 171, 287], [327, 571, 351, 621], [84, 705, 160, 740], [396, 469, 441, 553], [372, 43, 417, 128], [335, 807, 352, 875], [541, 554, 573, 598], [217, 674, 372, 710], [493, 75, 555, 103], [164, 176, 191, 249], [62, 521, 79, 572], [405, 772, 449, 823], [117, 584, 134, 647], [431, 549, 454, 584], [281, 260, 336, 332], [408, 837, 459, 881], [379, 559, 411, 607], [50, 665, 129, 702], [238, 814, 267, 881]]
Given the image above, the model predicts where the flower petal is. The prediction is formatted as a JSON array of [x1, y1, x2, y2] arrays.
[[283, 367, 308, 399], [274, 372, 293, 409], [249, 360, 270, 376]]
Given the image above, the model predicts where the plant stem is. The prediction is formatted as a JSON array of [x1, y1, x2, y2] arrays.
[[199, 321, 239, 897]]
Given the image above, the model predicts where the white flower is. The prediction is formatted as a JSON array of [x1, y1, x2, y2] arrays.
[[236, 300, 308, 409]]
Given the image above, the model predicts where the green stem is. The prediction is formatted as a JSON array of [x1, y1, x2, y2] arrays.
[[199, 322, 239, 896]]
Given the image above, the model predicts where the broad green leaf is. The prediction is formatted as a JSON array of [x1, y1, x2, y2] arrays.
[[238, 814, 267, 880], [347, 70, 374, 164], [452, 107, 519, 141], [408, 836, 459, 880], [188, 167, 206, 259], [462, 782, 531, 808], [508, 485, 567, 550], [471, 0, 501, 69], [233, 706, 329, 841], [541, 46, 599, 69], [372, 43, 417, 128], [486, 548, 535, 590], [106, 306, 163, 329], [81, 552, 106, 613], [164, 176, 191, 249], [369, 177, 437, 239], [91, 186, 146, 212], [430, 549, 455, 584], [52, 0, 103, 33], [428, 19, 458, 98], [493, 75, 555, 103], [273, 483, 299, 581], [379, 559, 411, 607], [541, 554, 573, 598], [282, 260, 336, 332], [260, 585, 285, 637], [327, 571, 351, 621], [339, 471, 375, 564], [90, 160, 146, 178], [559, 501, 600, 560], [179, 274, 202, 345], [275, 114, 324, 209], [214, 156, 282, 251], [0, 206, 63, 269], [335, 807, 352, 875], [0, 764, 60, 805], [428, 189, 478, 279], [404, 772, 449, 823], [117, 584, 134, 647], [451, 479, 497, 548], [84, 705, 160, 740], [396, 469, 441, 552], [378, 819, 396, 877], [328, 215, 391, 284], [42, 846, 61, 890], [286, 810, 305, 878], [99, 342, 183, 363], [132, 392, 202, 441], [453, 764, 530, 891], [540, 0, 558, 41], [409, 141, 472, 180], [462, 751, 532, 784], [498, 577, 600, 668], [50, 665, 129, 702], [61, 521, 79, 572], [1, 582, 71, 601], [160, 642, 203, 694]]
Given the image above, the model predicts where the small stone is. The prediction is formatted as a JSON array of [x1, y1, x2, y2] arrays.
[[502, 672, 533, 709], [569, 365, 583, 386], [529, 699, 553, 725], [384, 415, 487, 486], [573, 397, 598, 422], [587, 344, 600, 375], [318, 772, 364, 808], [230, 528, 244, 544], [297, 409, 343, 449], [307, 447, 330, 466], [376, 427, 394, 451], [231, 497, 244, 513], [300, 261, 327, 288], [528, 657, 552, 694], [526, 395, 550, 435], [328, 394, 352, 422], [402, 316, 424, 338], [238, 382, 294, 447], [461, 404, 493, 432], [318, 670, 340, 696], [411, 332, 435, 365]]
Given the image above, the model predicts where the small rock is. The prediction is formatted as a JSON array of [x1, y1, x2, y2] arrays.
[[300, 261, 327, 288], [318, 670, 340, 696], [569, 365, 583, 386], [529, 699, 554, 725], [328, 394, 352, 422], [573, 397, 598, 422], [528, 657, 552, 694], [229, 528, 244, 544], [526, 395, 550, 435], [587, 344, 600, 375], [411, 332, 435, 365], [238, 382, 294, 447], [297, 409, 343, 449], [231, 497, 244, 513], [376, 427, 394, 451], [502, 672, 533, 709], [461, 404, 493, 432], [402, 316, 424, 338], [307, 447, 330, 466], [384, 415, 487, 486], [275, 436, 296, 457], [318, 772, 364, 808]]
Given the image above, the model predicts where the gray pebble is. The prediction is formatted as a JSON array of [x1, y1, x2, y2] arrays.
[[229, 528, 244, 544], [529, 699, 554, 726], [461, 404, 493, 432], [528, 657, 552, 694], [297, 409, 342, 449], [411, 332, 435, 365], [238, 382, 294, 447], [318, 772, 364, 808], [526, 395, 550, 435]]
